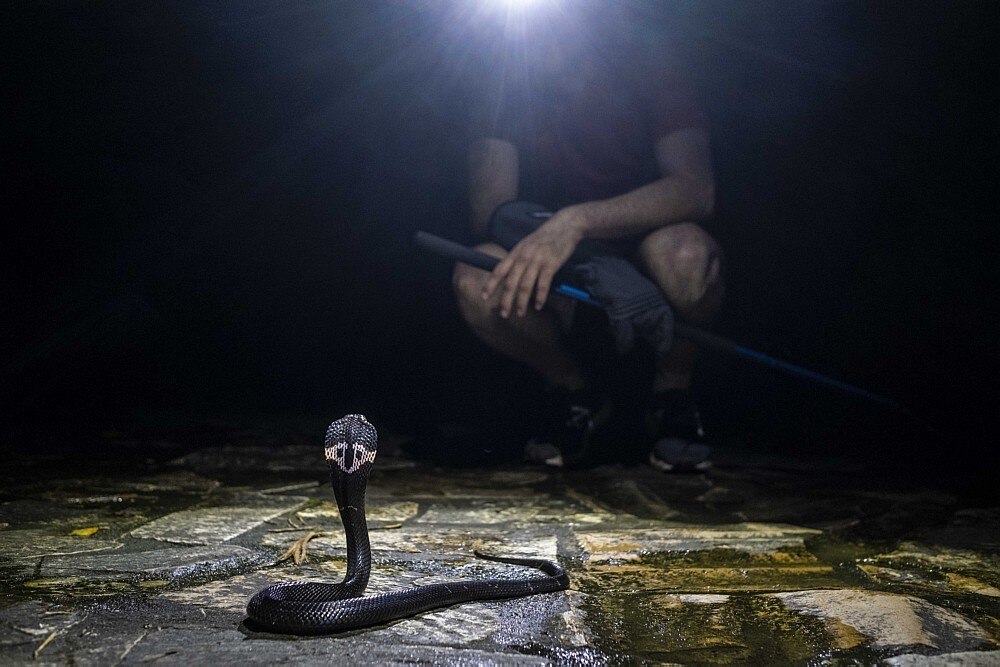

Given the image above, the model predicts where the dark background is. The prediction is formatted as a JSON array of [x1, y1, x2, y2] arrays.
[[3, 2, 997, 475]]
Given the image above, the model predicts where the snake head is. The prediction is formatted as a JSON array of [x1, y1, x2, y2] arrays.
[[324, 414, 378, 476]]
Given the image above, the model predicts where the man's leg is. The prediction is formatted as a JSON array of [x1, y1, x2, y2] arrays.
[[452, 243, 585, 391], [637, 222, 724, 471], [454, 243, 612, 467], [637, 222, 725, 392]]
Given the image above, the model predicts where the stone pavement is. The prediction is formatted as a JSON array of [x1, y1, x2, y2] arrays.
[[0, 420, 997, 665]]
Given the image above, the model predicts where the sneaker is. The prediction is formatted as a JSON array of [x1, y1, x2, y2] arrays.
[[525, 388, 612, 469], [647, 390, 712, 472]]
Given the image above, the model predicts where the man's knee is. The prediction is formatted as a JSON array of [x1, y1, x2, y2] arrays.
[[640, 223, 721, 281], [639, 222, 723, 314], [452, 243, 506, 326]]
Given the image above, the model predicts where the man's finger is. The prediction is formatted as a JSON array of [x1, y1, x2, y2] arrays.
[[482, 255, 514, 298], [535, 264, 556, 310], [499, 259, 529, 318], [516, 263, 541, 317]]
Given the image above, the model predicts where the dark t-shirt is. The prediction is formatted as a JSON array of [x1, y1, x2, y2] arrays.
[[471, 48, 707, 210]]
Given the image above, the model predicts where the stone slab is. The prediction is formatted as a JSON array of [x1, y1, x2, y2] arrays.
[[0, 601, 85, 647], [40, 544, 267, 581], [160, 564, 427, 612], [0, 529, 122, 561], [771, 590, 991, 651], [860, 564, 1000, 598], [260, 526, 559, 562], [114, 471, 223, 494], [367, 470, 550, 501], [296, 499, 419, 524], [577, 561, 843, 594], [873, 541, 1000, 575], [129, 496, 308, 545], [383, 590, 578, 650], [885, 651, 1000, 666], [122, 628, 553, 666], [172, 445, 320, 473], [576, 522, 821, 562], [416, 499, 614, 525], [158, 555, 582, 654]]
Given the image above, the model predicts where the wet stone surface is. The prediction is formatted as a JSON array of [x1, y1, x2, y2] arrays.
[[129, 497, 309, 545], [0, 423, 997, 665]]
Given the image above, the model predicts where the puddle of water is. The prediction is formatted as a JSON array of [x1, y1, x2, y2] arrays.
[[575, 578, 895, 664]]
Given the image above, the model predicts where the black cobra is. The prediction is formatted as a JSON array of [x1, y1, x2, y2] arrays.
[[246, 414, 570, 634]]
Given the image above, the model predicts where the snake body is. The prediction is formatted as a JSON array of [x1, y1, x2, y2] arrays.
[[246, 414, 569, 634]]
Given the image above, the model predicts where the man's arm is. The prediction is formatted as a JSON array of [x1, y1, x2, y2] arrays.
[[564, 127, 714, 240], [468, 138, 518, 239], [482, 127, 714, 318]]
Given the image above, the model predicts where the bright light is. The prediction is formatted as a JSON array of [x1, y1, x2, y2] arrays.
[[492, 0, 563, 37], [492, 0, 556, 17]]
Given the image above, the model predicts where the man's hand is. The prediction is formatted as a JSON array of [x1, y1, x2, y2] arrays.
[[482, 206, 587, 317]]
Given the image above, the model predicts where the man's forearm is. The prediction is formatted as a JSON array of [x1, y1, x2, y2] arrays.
[[567, 174, 715, 241]]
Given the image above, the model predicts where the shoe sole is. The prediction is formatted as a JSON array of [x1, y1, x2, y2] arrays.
[[648, 451, 712, 473]]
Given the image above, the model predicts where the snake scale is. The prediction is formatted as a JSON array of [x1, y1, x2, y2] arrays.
[[246, 414, 570, 634]]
